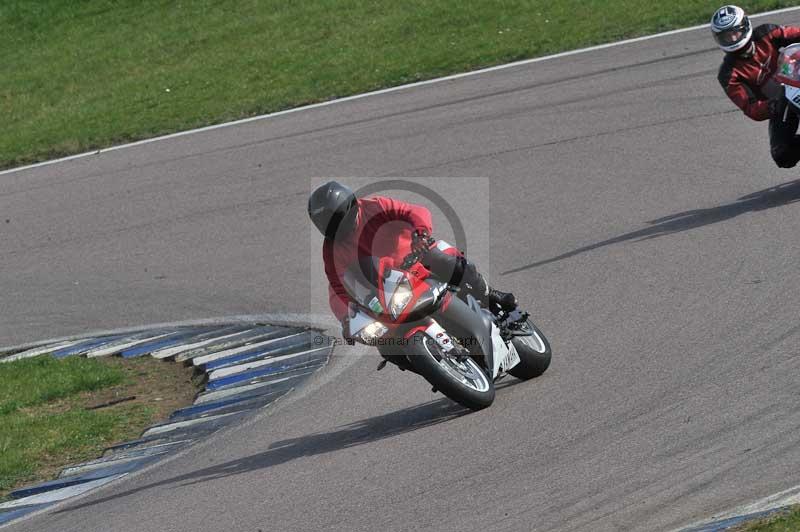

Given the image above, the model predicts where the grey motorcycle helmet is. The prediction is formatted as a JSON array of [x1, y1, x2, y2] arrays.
[[308, 181, 358, 240]]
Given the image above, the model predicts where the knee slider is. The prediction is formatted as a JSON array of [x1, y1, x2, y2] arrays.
[[773, 149, 799, 168]]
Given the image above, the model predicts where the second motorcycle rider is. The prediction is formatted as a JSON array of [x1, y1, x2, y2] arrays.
[[713, 5, 800, 167]]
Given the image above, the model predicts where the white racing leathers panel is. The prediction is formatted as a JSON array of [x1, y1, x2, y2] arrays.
[[785, 84, 800, 111]]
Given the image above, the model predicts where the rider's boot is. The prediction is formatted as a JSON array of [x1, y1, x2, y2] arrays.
[[463, 262, 518, 314], [422, 245, 518, 314], [487, 289, 518, 313]]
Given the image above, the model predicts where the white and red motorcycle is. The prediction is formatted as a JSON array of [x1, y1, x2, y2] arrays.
[[344, 238, 551, 411], [775, 44, 800, 114]]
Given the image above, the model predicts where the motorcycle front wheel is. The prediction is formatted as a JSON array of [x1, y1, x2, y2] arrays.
[[406, 332, 495, 411]]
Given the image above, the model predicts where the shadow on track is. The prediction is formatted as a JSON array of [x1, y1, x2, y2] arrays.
[[57, 397, 468, 512], [503, 179, 800, 275]]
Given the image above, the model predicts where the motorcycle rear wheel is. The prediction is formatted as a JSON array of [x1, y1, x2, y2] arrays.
[[406, 332, 495, 411]]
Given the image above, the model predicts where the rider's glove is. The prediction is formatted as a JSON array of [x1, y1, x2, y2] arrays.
[[411, 229, 434, 255]]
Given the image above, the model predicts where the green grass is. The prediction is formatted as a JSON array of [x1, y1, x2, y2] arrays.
[[0, 357, 132, 494], [736, 506, 800, 531], [0, 356, 189, 497], [0, 0, 796, 169], [0, 356, 124, 415]]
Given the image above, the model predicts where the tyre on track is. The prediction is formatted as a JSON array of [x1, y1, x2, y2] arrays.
[[406, 332, 495, 411], [508, 320, 551, 380]]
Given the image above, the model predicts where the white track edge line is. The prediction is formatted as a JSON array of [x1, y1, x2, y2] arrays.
[[3, 5, 800, 178], [676, 483, 800, 531]]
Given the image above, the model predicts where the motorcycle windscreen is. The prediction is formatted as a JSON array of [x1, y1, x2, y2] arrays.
[[775, 44, 800, 88], [342, 256, 382, 309]]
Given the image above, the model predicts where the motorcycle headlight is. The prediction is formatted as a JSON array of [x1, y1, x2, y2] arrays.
[[389, 280, 413, 318], [358, 321, 389, 345]]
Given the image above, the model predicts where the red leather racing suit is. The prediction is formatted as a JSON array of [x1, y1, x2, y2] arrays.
[[322, 196, 435, 322], [718, 24, 800, 120]]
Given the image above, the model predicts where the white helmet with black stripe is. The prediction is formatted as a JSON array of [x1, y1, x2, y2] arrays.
[[711, 5, 753, 53]]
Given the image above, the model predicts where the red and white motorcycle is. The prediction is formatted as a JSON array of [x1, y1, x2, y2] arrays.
[[343, 238, 551, 411], [775, 44, 800, 113]]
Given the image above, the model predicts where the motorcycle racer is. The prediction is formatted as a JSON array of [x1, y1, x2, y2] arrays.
[[307, 181, 517, 338], [713, 5, 800, 167]]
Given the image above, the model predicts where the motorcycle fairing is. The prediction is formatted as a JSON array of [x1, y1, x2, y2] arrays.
[[379, 262, 449, 324], [491, 323, 521, 376], [433, 295, 496, 375], [786, 84, 800, 111], [380, 268, 407, 315], [776, 44, 800, 88], [344, 257, 440, 323], [343, 257, 383, 308], [777, 44, 800, 110], [347, 308, 380, 338], [464, 295, 520, 378]]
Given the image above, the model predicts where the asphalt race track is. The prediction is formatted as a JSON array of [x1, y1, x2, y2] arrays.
[[4, 11, 800, 532]]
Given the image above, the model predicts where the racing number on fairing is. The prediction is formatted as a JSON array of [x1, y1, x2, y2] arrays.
[[785, 85, 800, 110]]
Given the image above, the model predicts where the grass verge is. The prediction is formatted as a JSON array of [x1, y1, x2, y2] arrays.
[[733, 506, 800, 531], [0, 355, 197, 499], [1, 1, 797, 170]]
